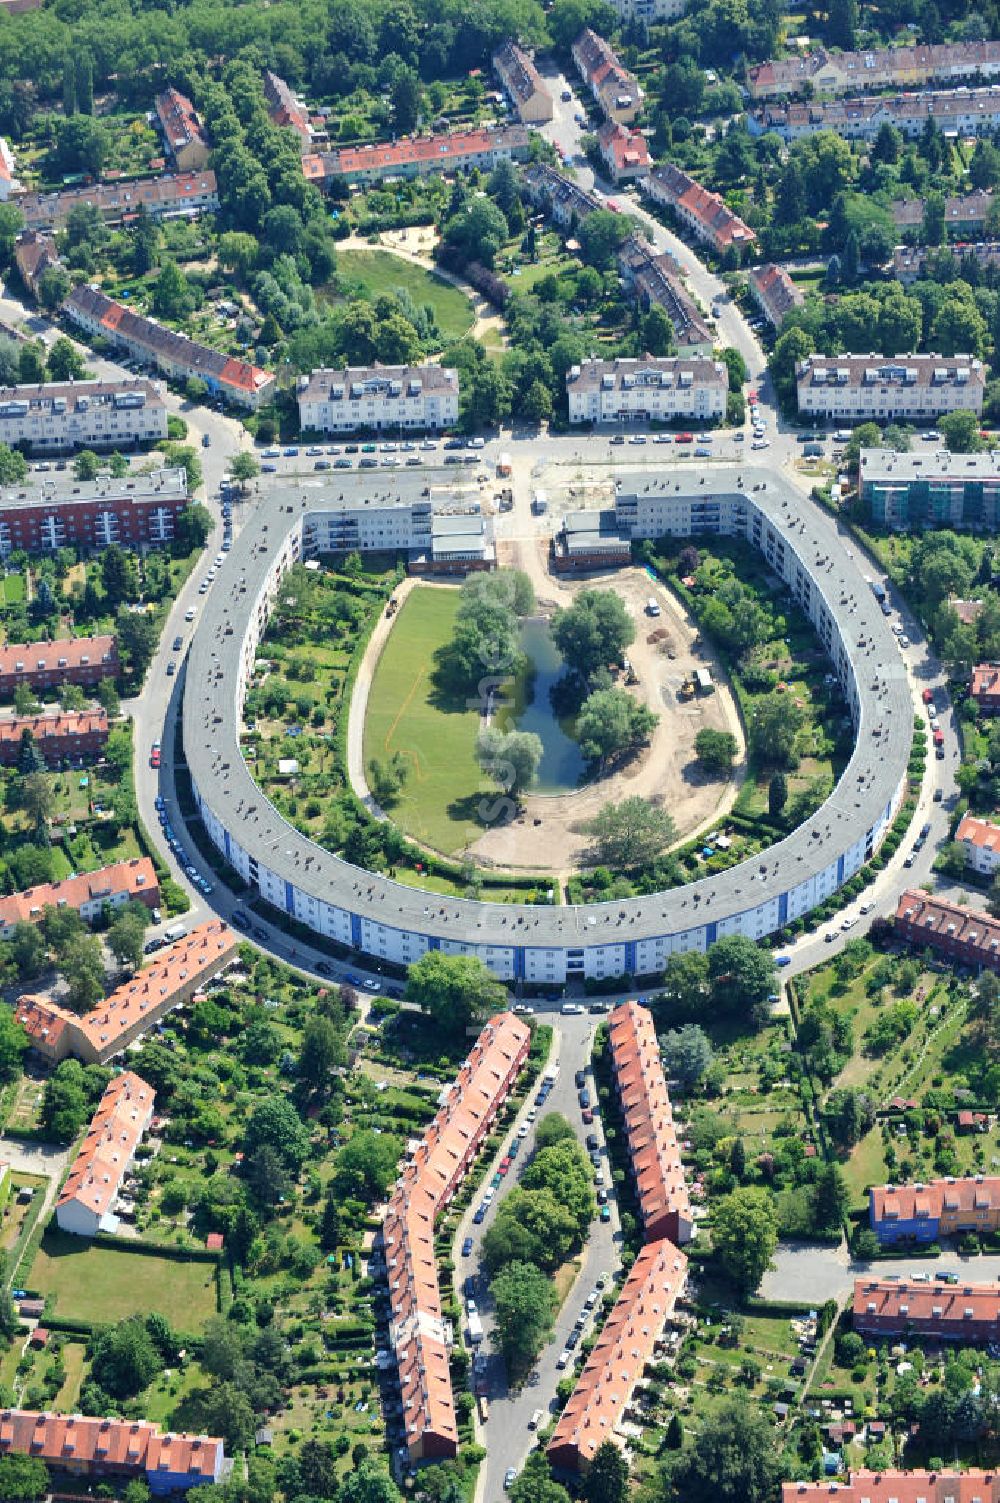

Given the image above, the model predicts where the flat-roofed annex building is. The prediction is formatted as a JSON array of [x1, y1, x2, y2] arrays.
[[566, 356, 726, 425], [859, 446, 1000, 529], [608, 999, 693, 1244], [0, 857, 157, 940], [0, 380, 167, 454], [298, 365, 459, 434], [853, 1276, 1000, 1343], [383, 1012, 530, 1460], [56, 1071, 154, 1236], [547, 1238, 688, 1471], [797, 354, 985, 420]]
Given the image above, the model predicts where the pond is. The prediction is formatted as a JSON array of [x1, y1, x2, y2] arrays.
[[508, 617, 585, 794]]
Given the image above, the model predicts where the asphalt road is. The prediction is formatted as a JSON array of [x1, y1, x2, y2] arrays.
[[451, 1009, 620, 1501], [762, 1244, 1000, 1305]]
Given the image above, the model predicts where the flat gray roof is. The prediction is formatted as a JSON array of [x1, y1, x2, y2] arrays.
[[0, 465, 188, 509], [184, 466, 912, 949], [860, 446, 1000, 483]]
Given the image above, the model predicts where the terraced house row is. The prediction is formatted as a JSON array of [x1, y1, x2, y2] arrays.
[[747, 37, 1000, 99], [56, 1070, 155, 1237], [785, 1474, 1000, 1503], [0, 857, 157, 940], [869, 1172, 1000, 1244], [0, 1410, 224, 1494], [853, 1277, 1000, 1343], [753, 85, 1000, 141], [548, 1001, 692, 1474], [381, 1012, 530, 1462], [303, 125, 529, 188]]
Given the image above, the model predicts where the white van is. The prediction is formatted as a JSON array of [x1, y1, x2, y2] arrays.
[[529, 1410, 544, 1430], [646, 597, 661, 617], [163, 923, 186, 943]]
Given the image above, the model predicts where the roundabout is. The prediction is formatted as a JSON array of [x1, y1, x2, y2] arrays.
[[182, 462, 913, 986]]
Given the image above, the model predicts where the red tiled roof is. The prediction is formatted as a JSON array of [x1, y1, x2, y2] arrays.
[[854, 1277, 1000, 1337], [871, 1173, 1000, 1224], [0, 709, 107, 750], [597, 121, 650, 172], [957, 813, 1000, 853], [0, 1409, 222, 1484], [608, 1001, 691, 1243], [895, 887, 1000, 964], [57, 1071, 154, 1222], [0, 857, 157, 934], [385, 1012, 530, 1459], [0, 635, 117, 683], [548, 1238, 688, 1471], [783, 1472, 1000, 1503], [973, 662, 1000, 698]]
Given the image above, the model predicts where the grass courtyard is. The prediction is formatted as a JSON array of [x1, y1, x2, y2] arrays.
[[363, 585, 496, 854], [29, 1234, 220, 1329], [333, 250, 475, 345]]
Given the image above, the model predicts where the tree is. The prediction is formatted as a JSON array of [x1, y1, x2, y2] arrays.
[[661, 1025, 713, 1089], [0, 1456, 48, 1500], [813, 1162, 848, 1231], [940, 410, 984, 454], [443, 199, 509, 268], [199, 1316, 244, 1381], [667, 1396, 783, 1503], [577, 210, 628, 271], [694, 729, 738, 774], [642, 304, 675, 357], [477, 727, 542, 799], [482, 1188, 578, 1273], [510, 1454, 572, 1503], [74, 449, 101, 481], [244, 1096, 310, 1174], [708, 935, 776, 1017], [712, 1187, 777, 1293], [63, 933, 106, 1013], [101, 544, 139, 605], [19, 771, 53, 832], [90, 1315, 160, 1397], [749, 692, 805, 768], [37, 264, 71, 312], [391, 68, 421, 134], [152, 259, 196, 320], [54, 115, 108, 176], [17, 730, 44, 775], [333, 1130, 402, 1202], [405, 951, 507, 1032], [553, 589, 634, 681], [575, 687, 657, 764], [116, 608, 159, 681], [582, 1442, 628, 1503], [340, 1459, 403, 1503], [0, 443, 28, 485], [18, 342, 46, 385], [823, 1086, 874, 1148], [174, 503, 213, 553], [107, 907, 146, 971], [535, 1112, 576, 1149], [231, 452, 260, 494], [40, 1060, 90, 1140], [0, 203, 25, 268], [298, 1016, 344, 1091], [585, 796, 676, 868], [190, 1381, 256, 1453], [491, 1260, 557, 1377], [768, 772, 787, 818], [521, 1142, 595, 1237], [48, 337, 87, 382], [9, 923, 46, 982]]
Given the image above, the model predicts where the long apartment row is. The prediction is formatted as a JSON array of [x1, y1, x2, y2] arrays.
[[548, 1000, 691, 1474], [380, 1012, 531, 1463]]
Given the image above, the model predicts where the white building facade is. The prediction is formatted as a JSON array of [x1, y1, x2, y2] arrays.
[[298, 366, 460, 433], [796, 354, 985, 420], [0, 380, 168, 453], [566, 357, 727, 424]]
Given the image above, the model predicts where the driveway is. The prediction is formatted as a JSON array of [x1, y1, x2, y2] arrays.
[[0, 1136, 73, 1225]]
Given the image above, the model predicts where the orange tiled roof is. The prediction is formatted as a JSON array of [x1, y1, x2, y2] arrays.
[[57, 1071, 154, 1221], [597, 121, 650, 172], [895, 888, 1000, 963], [0, 636, 116, 683], [973, 662, 1000, 698], [853, 1277, 1000, 1336], [385, 1011, 530, 1457], [0, 857, 157, 933], [957, 813, 1000, 854], [548, 1238, 688, 1470], [0, 1409, 222, 1484], [0, 709, 107, 749], [608, 1001, 691, 1242], [16, 920, 236, 1062], [871, 1173, 1000, 1224], [783, 1473, 1000, 1503]]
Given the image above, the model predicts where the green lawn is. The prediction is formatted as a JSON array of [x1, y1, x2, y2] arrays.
[[362, 586, 487, 855], [30, 1234, 219, 1328], [333, 250, 475, 345], [0, 574, 25, 605]]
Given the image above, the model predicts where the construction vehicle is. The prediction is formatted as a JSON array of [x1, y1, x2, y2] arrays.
[[680, 678, 696, 699]]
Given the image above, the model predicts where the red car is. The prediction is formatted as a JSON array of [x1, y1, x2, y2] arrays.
[[150, 748, 161, 768], [581, 1107, 594, 1124], [922, 688, 934, 704], [675, 432, 693, 443], [498, 1157, 511, 1176]]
